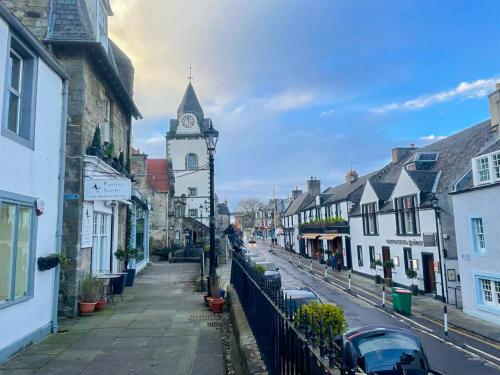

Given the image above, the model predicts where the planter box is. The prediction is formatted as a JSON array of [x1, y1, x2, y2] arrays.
[[37, 255, 59, 271], [112, 274, 126, 295], [125, 269, 136, 287]]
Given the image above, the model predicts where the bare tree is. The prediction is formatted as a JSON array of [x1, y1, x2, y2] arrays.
[[236, 198, 266, 229]]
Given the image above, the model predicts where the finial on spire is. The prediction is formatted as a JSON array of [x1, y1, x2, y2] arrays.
[[188, 65, 193, 83]]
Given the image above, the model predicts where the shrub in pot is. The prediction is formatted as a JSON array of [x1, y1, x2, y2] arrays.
[[79, 273, 100, 316], [406, 268, 419, 295], [114, 247, 139, 287], [37, 253, 62, 271], [296, 302, 348, 337]]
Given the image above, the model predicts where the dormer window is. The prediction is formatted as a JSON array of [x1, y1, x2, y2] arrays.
[[97, 0, 108, 48], [472, 151, 500, 186]]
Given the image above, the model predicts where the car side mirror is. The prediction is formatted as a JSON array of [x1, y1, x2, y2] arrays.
[[276, 267, 280, 271]]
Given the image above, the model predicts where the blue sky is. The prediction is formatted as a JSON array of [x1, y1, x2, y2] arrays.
[[109, 0, 500, 210]]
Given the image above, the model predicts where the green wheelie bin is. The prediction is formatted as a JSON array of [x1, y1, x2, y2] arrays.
[[392, 288, 412, 315]]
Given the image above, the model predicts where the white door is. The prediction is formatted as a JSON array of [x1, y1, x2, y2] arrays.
[[92, 212, 112, 274]]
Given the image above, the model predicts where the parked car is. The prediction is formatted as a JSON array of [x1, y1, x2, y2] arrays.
[[254, 261, 281, 287], [248, 236, 256, 244], [248, 256, 267, 267], [335, 326, 443, 375], [282, 287, 322, 316]]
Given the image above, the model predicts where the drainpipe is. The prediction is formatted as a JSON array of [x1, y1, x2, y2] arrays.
[[52, 79, 69, 333]]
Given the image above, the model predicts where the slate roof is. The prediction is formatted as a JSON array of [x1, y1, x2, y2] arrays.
[[218, 203, 230, 216], [283, 192, 314, 217], [147, 159, 169, 193], [47, 0, 95, 42], [474, 137, 500, 157], [303, 194, 330, 210], [46, 0, 142, 119], [406, 170, 439, 193], [177, 83, 204, 119], [323, 171, 379, 205]]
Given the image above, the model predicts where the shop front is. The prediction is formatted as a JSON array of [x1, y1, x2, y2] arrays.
[[130, 188, 151, 273]]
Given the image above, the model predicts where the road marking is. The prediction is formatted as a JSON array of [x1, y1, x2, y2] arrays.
[[465, 344, 500, 362], [394, 312, 434, 332]]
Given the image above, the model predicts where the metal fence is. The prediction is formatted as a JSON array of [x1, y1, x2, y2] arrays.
[[169, 245, 203, 262], [231, 252, 345, 375]]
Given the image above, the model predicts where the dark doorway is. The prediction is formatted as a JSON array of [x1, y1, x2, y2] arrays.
[[345, 236, 352, 270], [382, 246, 392, 279], [422, 253, 436, 293]]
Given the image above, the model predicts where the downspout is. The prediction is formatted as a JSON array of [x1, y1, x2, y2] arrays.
[[52, 79, 69, 333]]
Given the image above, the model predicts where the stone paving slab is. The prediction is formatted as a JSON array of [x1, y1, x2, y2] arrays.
[[0, 263, 225, 375]]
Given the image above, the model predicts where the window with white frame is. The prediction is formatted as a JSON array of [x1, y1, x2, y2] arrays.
[[2, 35, 37, 148], [395, 195, 420, 235], [92, 212, 111, 274], [188, 187, 197, 197], [102, 96, 111, 143], [369, 246, 375, 264], [0, 196, 34, 304], [97, 0, 108, 47], [478, 278, 500, 308], [185, 153, 198, 170], [471, 218, 486, 253], [188, 209, 198, 218], [362, 202, 378, 235], [476, 157, 490, 183], [493, 153, 500, 180], [357, 245, 363, 267]]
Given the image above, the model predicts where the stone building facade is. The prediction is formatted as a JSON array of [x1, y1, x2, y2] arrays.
[[2, 0, 142, 316]]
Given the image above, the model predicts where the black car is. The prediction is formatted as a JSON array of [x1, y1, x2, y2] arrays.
[[336, 326, 443, 375]]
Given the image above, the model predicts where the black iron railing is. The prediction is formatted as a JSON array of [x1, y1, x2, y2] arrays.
[[231, 252, 344, 375]]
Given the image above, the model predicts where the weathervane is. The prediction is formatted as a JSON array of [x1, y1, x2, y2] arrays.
[[188, 65, 193, 82]]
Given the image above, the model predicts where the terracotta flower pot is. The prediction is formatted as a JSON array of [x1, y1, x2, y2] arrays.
[[207, 297, 217, 309], [211, 298, 225, 313], [79, 301, 96, 316], [95, 299, 107, 311]]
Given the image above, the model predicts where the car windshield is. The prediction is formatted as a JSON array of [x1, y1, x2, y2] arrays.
[[364, 349, 428, 374], [258, 263, 277, 271]]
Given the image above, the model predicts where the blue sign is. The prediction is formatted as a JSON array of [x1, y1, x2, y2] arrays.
[[64, 194, 80, 200]]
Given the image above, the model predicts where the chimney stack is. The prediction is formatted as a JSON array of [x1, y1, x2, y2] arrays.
[[307, 177, 321, 195], [345, 170, 358, 184], [489, 83, 500, 135], [291, 186, 302, 200], [392, 146, 417, 163]]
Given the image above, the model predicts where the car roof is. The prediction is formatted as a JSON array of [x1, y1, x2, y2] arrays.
[[282, 289, 318, 298], [254, 261, 275, 266]]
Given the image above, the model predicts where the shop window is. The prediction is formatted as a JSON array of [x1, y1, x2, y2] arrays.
[[357, 245, 363, 267]]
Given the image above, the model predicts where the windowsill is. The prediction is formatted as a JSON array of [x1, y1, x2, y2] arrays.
[[474, 304, 500, 316], [395, 233, 421, 237], [472, 251, 488, 257], [0, 295, 33, 310], [1, 127, 34, 149], [363, 233, 380, 237]]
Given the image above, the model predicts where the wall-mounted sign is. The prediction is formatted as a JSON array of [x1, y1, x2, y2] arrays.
[[81, 203, 93, 248], [386, 239, 424, 247], [433, 261, 440, 273], [84, 178, 131, 201], [64, 194, 80, 200], [447, 268, 456, 282]]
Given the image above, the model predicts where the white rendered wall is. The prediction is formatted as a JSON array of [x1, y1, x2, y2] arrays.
[[0, 16, 64, 356]]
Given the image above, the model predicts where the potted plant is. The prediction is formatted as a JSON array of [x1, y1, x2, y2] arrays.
[[114, 247, 139, 287], [406, 268, 419, 295], [371, 259, 383, 284], [86, 126, 103, 158], [207, 275, 226, 313], [383, 260, 394, 286], [37, 253, 66, 271], [79, 274, 100, 316], [104, 142, 114, 163]]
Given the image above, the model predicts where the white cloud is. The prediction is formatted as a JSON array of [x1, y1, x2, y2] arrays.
[[319, 109, 335, 117], [372, 77, 500, 113], [420, 134, 447, 142], [262, 90, 317, 112], [144, 136, 165, 145]]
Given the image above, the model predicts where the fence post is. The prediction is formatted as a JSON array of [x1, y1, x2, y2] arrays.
[[319, 320, 326, 358], [444, 305, 448, 336]]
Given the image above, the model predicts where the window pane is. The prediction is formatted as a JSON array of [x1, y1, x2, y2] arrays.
[[14, 207, 31, 298], [9, 52, 22, 92], [493, 154, 500, 179], [7, 92, 20, 133], [0, 203, 16, 302], [480, 279, 492, 303], [477, 158, 490, 182]]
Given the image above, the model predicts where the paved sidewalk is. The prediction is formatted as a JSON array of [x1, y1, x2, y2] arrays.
[[269, 242, 500, 343], [0, 263, 226, 375]]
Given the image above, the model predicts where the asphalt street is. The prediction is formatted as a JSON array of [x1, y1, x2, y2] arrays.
[[247, 240, 500, 375]]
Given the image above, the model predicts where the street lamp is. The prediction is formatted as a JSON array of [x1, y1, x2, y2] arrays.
[[430, 195, 447, 304], [204, 123, 219, 294]]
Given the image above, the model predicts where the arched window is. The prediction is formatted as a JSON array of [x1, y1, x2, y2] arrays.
[[185, 153, 198, 170]]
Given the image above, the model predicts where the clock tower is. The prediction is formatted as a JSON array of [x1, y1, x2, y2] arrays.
[[166, 82, 217, 230]]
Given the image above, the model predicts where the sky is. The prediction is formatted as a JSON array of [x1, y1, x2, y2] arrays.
[[109, 0, 500, 210]]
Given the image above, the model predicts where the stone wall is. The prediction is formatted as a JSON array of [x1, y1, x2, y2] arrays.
[[1, 0, 50, 42]]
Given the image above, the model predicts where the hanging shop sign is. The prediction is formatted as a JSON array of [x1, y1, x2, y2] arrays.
[[84, 178, 131, 201]]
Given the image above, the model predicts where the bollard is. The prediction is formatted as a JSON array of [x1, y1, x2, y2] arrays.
[[310, 259, 313, 272], [289, 251, 292, 263], [348, 274, 351, 293], [324, 265, 328, 280], [298, 256, 301, 268], [444, 305, 448, 336], [382, 285, 386, 308]]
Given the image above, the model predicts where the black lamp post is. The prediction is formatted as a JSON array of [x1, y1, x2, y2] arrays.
[[431, 195, 447, 304], [204, 123, 219, 293]]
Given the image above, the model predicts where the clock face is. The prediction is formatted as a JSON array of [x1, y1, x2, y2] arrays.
[[181, 113, 197, 128]]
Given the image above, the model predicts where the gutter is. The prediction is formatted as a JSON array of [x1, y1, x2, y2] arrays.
[[52, 79, 69, 333]]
